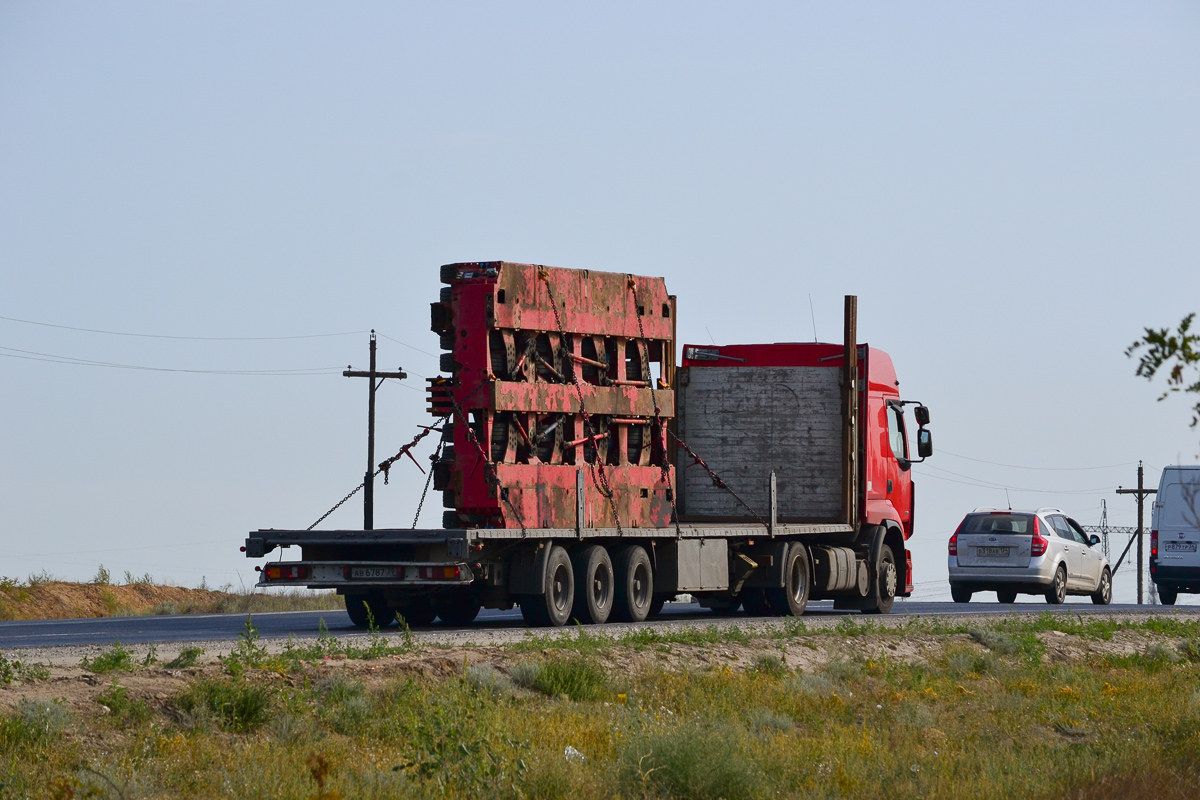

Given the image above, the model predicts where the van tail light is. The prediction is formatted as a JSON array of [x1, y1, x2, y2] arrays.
[[1030, 517, 1049, 557], [1151, 530, 1158, 558]]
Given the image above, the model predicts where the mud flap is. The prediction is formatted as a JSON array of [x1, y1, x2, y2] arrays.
[[508, 540, 552, 595]]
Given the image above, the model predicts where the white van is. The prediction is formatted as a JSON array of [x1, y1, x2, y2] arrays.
[[1151, 465, 1200, 605]]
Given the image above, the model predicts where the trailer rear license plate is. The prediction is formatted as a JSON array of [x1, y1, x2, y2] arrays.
[[1165, 542, 1197, 552], [350, 567, 395, 579], [976, 546, 1010, 557]]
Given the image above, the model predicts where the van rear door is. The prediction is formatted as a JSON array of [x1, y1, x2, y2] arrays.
[[1158, 479, 1200, 569], [955, 513, 1034, 568]]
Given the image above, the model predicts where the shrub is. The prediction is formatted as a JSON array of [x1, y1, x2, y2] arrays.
[[750, 653, 789, 677], [91, 565, 111, 586], [26, 570, 57, 586], [0, 650, 48, 685], [0, 698, 70, 750], [97, 682, 152, 725], [464, 663, 518, 696], [165, 647, 204, 669], [510, 657, 607, 701], [970, 628, 1018, 655], [748, 708, 793, 733], [82, 641, 135, 674], [622, 725, 767, 800], [174, 678, 273, 733], [787, 672, 840, 697], [822, 658, 864, 682], [1180, 639, 1200, 663]]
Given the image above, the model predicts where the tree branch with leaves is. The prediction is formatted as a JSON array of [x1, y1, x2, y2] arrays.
[[1127, 313, 1200, 435]]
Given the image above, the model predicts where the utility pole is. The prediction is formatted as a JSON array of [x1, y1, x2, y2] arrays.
[[343, 331, 406, 530], [1117, 461, 1157, 604]]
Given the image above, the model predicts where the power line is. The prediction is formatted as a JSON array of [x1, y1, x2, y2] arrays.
[[0, 314, 367, 341], [376, 332, 438, 359], [916, 468, 1115, 495], [938, 448, 1134, 472], [0, 346, 341, 375]]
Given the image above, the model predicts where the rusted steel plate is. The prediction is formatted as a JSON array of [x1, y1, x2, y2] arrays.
[[490, 381, 675, 417]]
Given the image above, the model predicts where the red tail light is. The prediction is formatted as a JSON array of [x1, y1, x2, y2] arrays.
[[1030, 517, 1049, 557], [264, 564, 309, 581], [1151, 529, 1158, 558], [948, 519, 964, 556]]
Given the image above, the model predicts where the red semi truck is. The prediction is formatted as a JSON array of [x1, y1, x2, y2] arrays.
[[245, 262, 933, 625]]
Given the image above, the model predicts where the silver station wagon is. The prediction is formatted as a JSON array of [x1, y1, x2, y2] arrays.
[[947, 508, 1112, 605]]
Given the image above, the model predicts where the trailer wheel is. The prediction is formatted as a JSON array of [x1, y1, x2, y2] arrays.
[[862, 544, 897, 615], [519, 545, 574, 627], [345, 594, 394, 628], [741, 589, 773, 617], [571, 545, 614, 624], [396, 597, 436, 628], [767, 543, 811, 616], [435, 592, 482, 626], [648, 595, 667, 618], [612, 545, 653, 622]]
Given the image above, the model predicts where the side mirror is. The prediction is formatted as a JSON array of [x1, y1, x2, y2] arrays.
[[917, 429, 933, 458], [914, 405, 930, 426], [1089, 534, 1100, 547]]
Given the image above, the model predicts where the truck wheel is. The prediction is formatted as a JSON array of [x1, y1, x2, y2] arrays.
[[1045, 565, 1067, 604], [950, 586, 972, 604], [996, 589, 1017, 604], [648, 595, 667, 618], [862, 545, 897, 615], [1090, 568, 1112, 606], [519, 545, 574, 627], [435, 592, 482, 626], [698, 596, 741, 615], [396, 597, 436, 628], [571, 545, 614, 624], [612, 545, 653, 622], [766, 543, 811, 616], [741, 589, 773, 617], [345, 594, 393, 628], [1159, 586, 1178, 606]]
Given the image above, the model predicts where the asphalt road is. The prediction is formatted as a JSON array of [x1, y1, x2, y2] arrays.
[[1, 600, 1194, 650]]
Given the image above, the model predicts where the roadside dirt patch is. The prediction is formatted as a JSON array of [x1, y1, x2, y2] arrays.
[[0, 582, 233, 621]]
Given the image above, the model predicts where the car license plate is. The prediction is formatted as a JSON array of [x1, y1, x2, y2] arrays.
[[977, 546, 1010, 557], [1164, 542, 1198, 552], [350, 567, 395, 579]]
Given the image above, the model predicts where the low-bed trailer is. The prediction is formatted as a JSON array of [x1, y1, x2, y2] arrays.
[[244, 262, 933, 626]]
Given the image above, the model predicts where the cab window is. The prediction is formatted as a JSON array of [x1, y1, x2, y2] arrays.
[[886, 404, 908, 461]]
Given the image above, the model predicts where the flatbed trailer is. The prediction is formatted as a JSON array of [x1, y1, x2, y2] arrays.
[[245, 262, 932, 626]]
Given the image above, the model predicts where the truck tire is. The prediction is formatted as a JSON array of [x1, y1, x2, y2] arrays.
[[1045, 565, 1067, 604], [612, 545, 653, 622], [766, 542, 811, 616], [396, 597, 436, 628], [345, 594, 393, 628], [648, 595, 668, 618], [862, 544, 897, 615], [571, 545, 614, 624], [1159, 586, 1178, 606], [741, 589, 773, 617], [519, 545, 574, 627], [435, 592, 482, 626]]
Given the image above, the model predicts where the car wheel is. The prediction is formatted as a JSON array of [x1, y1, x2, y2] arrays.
[[996, 589, 1017, 604], [1159, 586, 1178, 606], [1090, 568, 1112, 606], [1045, 565, 1067, 605], [950, 586, 972, 604]]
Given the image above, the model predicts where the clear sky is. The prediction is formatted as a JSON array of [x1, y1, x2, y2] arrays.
[[2, 2, 1198, 604]]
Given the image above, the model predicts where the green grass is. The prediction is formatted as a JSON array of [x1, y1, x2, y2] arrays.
[[81, 641, 135, 674], [4, 615, 1200, 798]]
